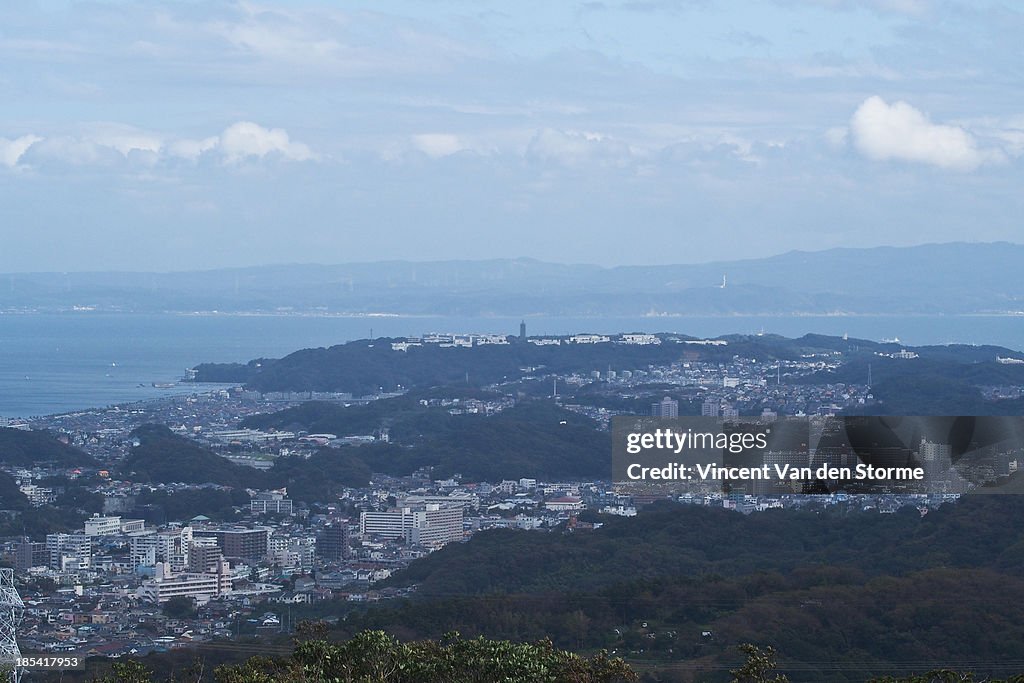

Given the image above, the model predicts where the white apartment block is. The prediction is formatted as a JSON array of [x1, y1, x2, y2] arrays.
[[45, 533, 92, 570], [266, 536, 316, 572], [569, 334, 610, 344], [137, 561, 233, 604], [250, 489, 294, 515], [83, 517, 145, 536], [129, 527, 193, 570], [544, 497, 585, 512], [360, 504, 463, 547], [19, 484, 55, 507], [619, 333, 661, 345], [398, 492, 480, 510]]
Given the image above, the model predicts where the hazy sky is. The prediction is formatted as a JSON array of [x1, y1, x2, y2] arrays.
[[1, 0, 1022, 271]]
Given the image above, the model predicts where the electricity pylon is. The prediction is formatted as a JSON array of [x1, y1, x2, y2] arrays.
[[0, 569, 24, 683]]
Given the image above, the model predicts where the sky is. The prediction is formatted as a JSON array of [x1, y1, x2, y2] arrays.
[[0, 0, 1022, 272]]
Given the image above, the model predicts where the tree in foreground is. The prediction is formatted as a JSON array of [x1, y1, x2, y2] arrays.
[[870, 673, 1024, 683], [730, 644, 788, 683], [728, 644, 1024, 683], [92, 630, 638, 683]]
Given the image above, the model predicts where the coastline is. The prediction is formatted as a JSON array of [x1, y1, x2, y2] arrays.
[[4, 313, 1024, 419]]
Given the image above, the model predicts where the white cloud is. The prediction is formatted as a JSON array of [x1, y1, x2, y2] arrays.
[[964, 115, 1024, 158], [525, 128, 632, 167], [168, 136, 220, 161], [849, 96, 1002, 171], [218, 121, 315, 162], [0, 135, 42, 167], [214, 17, 345, 64], [4, 122, 316, 168], [410, 133, 465, 158], [23, 137, 116, 166], [84, 124, 163, 156], [989, 128, 1024, 158]]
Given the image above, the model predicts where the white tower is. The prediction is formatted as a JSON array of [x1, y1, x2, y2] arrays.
[[0, 569, 24, 683]]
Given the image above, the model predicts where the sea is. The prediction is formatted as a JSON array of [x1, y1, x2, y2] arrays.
[[1, 312, 1023, 418]]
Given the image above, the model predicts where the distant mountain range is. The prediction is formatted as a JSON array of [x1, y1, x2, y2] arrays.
[[2, 242, 1022, 316]]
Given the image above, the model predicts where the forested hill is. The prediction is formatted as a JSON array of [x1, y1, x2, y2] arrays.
[[194, 334, 713, 393], [118, 402, 606, 509], [241, 387, 501, 436], [381, 495, 1024, 596], [121, 424, 267, 489], [193, 332, 1024, 395], [119, 425, 369, 502], [264, 401, 610, 481], [335, 495, 1024, 679], [0, 427, 96, 467], [0, 470, 28, 509], [798, 353, 1024, 415], [242, 394, 609, 480]]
